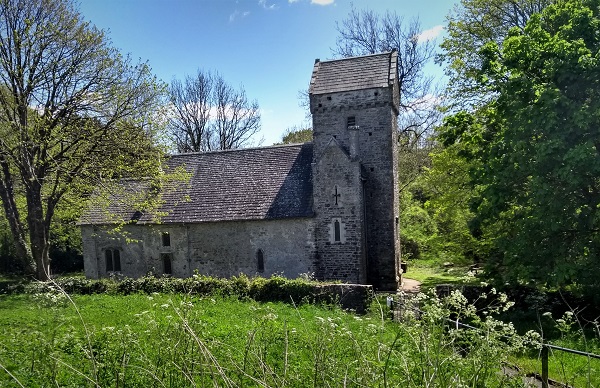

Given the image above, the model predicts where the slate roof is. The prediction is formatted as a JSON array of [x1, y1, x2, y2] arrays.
[[309, 51, 398, 95], [80, 143, 314, 225]]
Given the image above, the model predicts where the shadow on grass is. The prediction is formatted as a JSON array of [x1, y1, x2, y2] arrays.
[[419, 276, 469, 290]]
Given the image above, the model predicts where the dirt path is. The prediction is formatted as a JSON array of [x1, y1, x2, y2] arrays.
[[401, 277, 421, 293]]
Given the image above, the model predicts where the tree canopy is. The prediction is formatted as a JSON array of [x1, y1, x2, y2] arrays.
[[439, 0, 551, 108], [0, 0, 165, 279], [439, 0, 600, 292]]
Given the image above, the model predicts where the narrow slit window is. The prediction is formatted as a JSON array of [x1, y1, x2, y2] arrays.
[[334, 220, 341, 242], [161, 253, 172, 275], [257, 249, 264, 272], [162, 232, 171, 247], [105, 250, 113, 272], [113, 250, 121, 271]]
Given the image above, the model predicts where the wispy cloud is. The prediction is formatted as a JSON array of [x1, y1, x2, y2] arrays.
[[288, 0, 300, 3], [259, 0, 278, 10], [417, 25, 444, 43], [311, 0, 335, 4], [229, 9, 250, 22]]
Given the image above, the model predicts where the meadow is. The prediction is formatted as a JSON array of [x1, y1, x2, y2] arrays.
[[0, 275, 598, 387]]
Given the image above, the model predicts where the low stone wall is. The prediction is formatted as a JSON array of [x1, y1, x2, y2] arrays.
[[316, 283, 374, 314]]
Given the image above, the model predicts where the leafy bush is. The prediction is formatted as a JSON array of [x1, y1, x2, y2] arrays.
[[9, 274, 365, 310]]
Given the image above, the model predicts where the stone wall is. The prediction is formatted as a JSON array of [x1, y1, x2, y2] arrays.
[[312, 141, 365, 283], [82, 218, 316, 279], [310, 85, 400, 290]]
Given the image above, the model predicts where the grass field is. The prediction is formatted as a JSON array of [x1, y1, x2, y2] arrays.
[[405, 262, 476, 289], [0, 272, 598, 387], [0, 288, 534, 387]]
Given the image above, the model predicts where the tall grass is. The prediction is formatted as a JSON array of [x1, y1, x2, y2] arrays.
[[0, 283, 545, 387]]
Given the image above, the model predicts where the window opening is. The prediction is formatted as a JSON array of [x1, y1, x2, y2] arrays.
[[105, 250, 113, 272], [162, 232, 171, 247], [334, 220, 341, 242], [333, 186, 341, 205], [105, 249, 121, 272], [369, 132, 372, 136], [161, 253, 172, 275], [347, 116, 356, 127], [114, 250, 121, 271], [257, 249, 264, 272]]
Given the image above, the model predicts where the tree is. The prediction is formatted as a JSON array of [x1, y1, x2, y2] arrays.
[[168, 70, 261, 153], [277, 126, 312, 145], [333, 7, 441, 191], [439, 0, 552, 108], [0, 0, 164, 280], [443, 0, 600, 292]]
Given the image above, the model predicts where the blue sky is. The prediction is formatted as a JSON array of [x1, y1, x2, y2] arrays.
[[79, 0, 458, 145]]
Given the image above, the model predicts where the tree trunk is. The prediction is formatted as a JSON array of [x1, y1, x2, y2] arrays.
[[0, 158, 35, 274], [26, 182, 50, 281]]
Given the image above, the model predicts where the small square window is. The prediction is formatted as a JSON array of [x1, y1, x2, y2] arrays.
[[162, 232, 171, 247]]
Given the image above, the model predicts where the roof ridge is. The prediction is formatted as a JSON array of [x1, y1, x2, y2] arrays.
[[316, 51, 393, 64], [169, 142, 313, 158]]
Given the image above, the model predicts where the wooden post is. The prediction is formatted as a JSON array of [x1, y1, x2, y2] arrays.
[[541, 345, 549, 388]]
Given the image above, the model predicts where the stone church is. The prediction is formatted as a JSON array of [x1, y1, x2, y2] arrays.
[[80, 51, 401, 290]]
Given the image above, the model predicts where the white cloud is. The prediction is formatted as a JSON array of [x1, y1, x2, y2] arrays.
[[229, 10, 250, 22], [311, 0, 335, 5], [417, 25, 444, 43], [288, 0, 300, 3], [259, 0, 278, 10]]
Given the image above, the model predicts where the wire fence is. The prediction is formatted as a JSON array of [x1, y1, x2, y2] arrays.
[[391, 294, 600, 388]]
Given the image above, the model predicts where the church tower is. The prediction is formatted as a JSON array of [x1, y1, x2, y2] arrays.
[[309, 51, 400, 290]]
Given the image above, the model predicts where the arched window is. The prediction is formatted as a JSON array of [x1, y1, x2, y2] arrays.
[[257, 249, 264, 272], [105, 249, 121, 272], [334, 220, 341, 242]]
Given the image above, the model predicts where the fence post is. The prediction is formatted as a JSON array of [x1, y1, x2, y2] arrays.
[[541, 345, 549, 388]]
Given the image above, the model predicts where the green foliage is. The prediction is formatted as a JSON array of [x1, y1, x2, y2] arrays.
[[439, 0, 551, 108], [441, 0, 600, 294], [0, 0, 167, 280], [277, 126, 313, 145], [399, 189, 438, 261], [399, 139, 485, 268], [5, 274, 369, 310]]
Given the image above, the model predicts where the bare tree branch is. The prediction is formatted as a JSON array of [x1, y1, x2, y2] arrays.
[[168, 70, 261, 153]]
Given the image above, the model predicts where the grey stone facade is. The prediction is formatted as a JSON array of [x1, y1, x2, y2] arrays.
[[82, 218, 315, 279], [81, 51, 401, 290]]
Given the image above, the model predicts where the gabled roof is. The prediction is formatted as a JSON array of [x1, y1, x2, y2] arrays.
[[80, 143, 314, 225], [309, 51, 398, 95]]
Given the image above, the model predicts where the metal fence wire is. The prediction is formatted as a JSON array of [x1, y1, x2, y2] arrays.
[[393, 296, 600, 388]]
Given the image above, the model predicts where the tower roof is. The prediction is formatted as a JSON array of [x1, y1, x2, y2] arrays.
[[309, 51, 398, 95]]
